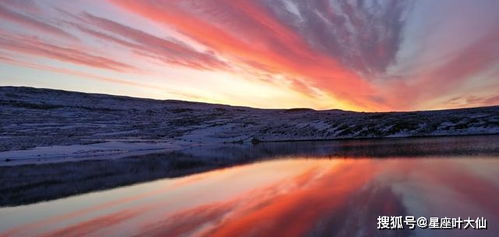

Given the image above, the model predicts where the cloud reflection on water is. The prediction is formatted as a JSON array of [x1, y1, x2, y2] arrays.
[[1, 157, 498, 237]]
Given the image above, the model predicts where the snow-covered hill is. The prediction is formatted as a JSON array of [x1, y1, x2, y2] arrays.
[[1, 86, 498, 165]]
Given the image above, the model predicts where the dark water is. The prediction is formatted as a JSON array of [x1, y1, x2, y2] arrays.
[[0, 136, 498, 237]]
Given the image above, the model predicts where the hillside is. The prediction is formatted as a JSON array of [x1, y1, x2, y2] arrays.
[[1, 86, 498, 165]]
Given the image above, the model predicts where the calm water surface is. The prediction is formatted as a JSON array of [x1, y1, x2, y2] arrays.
[[0, 136, 498, 237]]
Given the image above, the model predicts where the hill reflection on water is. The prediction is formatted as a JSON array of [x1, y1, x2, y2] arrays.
[[1, 135, 498, 207], [1, 150, 498, 236]]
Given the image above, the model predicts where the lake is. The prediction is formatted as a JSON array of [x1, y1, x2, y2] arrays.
[[0, 135, 498, 237]]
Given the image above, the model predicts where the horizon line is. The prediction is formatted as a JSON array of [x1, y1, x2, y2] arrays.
[[2, 85, 498, 114]]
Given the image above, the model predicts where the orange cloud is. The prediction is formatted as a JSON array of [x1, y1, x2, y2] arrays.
[[1, 0, 498, 111], [109, 0, 384, 111]]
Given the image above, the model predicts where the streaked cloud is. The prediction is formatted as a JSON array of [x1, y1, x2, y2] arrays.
[[0, 33, 136, 72], [0, 0, 498, 111], [0, 3, 74, 40]]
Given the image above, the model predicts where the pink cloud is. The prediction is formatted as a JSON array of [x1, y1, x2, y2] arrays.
[[77, 12, 230, 70], [108, 0, 387, 110], [385, 30, 499, 110], [1, 0, 498, 110], [0, 33, 137, 72], [0, 3, 75, 40]]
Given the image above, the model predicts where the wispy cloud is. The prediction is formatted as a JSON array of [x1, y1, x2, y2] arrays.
[[77, 12, 230, 70], [0, 0, 498, 110], [109, 0, 384, 109], [0, 3, 75, 40], [0, 33, 136, 72], [266, 0, 412, 75]]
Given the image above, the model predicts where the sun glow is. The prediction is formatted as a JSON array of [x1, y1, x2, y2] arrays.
[[0, 0, 498, 111]]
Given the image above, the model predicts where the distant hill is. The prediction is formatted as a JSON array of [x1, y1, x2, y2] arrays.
[[1, 86, 498, 153]]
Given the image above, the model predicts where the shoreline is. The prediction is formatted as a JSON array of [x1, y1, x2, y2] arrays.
[[1, 134, 498, 207], [2, 87, 499, 166], [253, 132, 499, 143], [1, 133, 499, 167]]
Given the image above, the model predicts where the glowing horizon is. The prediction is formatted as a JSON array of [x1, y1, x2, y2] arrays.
[[0, 0, 498, 112]]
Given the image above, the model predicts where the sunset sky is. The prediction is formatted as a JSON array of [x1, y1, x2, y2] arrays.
[[0, 0, 498, 111]]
